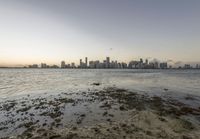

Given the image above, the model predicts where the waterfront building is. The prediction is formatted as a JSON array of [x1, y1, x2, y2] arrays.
[[160, 63, 168, 69], [121, 62, 128, 68], [61, 61, 65, 68], [154, 62, 159, 69], [184, 64, 191, 69], [80, 59, 83, 68], [128, 61, 138, 69], [106, 57, 110, 68], [196, 64, 199, 69], [50, 65, 59, 68], [145, 59, 148, 65], [85, 57, 88, 68], [41, 63, 47, 68], [29, 64, 38, 68], [71, 63, 76, 68]]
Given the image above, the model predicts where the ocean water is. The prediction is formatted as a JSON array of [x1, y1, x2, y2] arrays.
[[0, 69, 200, 99], [0, 68, 200, 137]]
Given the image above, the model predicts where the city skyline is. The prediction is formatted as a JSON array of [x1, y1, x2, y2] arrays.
[[14, 56, 200, 69], [1, 0, 200, 66], [0, 56, 200, 68]]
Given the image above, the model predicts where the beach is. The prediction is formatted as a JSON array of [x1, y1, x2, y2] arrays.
[[0, 86, 200, 139]]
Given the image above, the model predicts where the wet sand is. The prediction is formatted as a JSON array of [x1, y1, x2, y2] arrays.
[[0, 86, 200, 139]]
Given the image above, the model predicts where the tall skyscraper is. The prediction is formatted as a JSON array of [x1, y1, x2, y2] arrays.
[[106, 57, 110, 68], [145, 59, 148, 65], [80, 59, 82, 68], [85, 57, 88, 68]]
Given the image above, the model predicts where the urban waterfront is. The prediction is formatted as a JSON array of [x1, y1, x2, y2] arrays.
[[25, 57, 200, 69], [1, 0, 200, 138]]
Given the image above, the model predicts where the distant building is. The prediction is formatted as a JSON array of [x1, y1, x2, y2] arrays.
[[145, 59, 148, 65], [160, 63, 168, 69], [71, 63, 76, 68], [80, 59, 82, 68], [106, 57, 110, 68], [61, 61, 65, 68], [79, 57, 88, 68], [85, 57, 88, 68], [50, 65, 59, 68], [184, 64, 191, 69], [41, 63, 47, 68], [128, 61, 139, 69], [196, 64, 199, 69], [154, 62, 159, 69], [121, 62, 128, 68], [89, 61, 95, 68], [29, 64, 38, 68]]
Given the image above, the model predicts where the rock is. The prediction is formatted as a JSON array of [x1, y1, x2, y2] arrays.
[[164, 88, 169, 91], [92, 83, 101, 86], [80, 114, 86, 117], [182, 135, 192, 139], [49, 135, 61, 139], [103, 111, 108, 116], [119, 105, 126, 111]]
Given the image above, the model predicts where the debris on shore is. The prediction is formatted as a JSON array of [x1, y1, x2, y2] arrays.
[[0, 87, 200, 139]]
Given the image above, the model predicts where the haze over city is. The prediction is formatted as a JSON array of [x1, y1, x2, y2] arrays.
[[0, 0, 200, 67]]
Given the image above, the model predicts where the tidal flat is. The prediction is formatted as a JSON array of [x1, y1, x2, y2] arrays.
[[0, 86, 200, 139]]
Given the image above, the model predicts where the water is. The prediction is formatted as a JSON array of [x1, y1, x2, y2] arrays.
[[0, 69, 200, 99], [0, 69, 200, 138]]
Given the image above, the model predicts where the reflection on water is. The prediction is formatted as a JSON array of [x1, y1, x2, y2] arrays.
[[0, 69, 200, 99]]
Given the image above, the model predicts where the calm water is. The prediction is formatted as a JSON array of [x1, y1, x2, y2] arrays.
[[0, 69, 200, 99]]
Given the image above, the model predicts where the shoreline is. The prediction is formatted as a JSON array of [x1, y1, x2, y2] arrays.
[[1, 67, 200, 70], [0, 87, 200, 139]]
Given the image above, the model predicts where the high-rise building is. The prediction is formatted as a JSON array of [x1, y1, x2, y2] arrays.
[[121, 62, 127, 69], [61, 61, 65, 68], [145, 59, 148, 65], [184, 64, 191, 69], [106, 57, 110, 68], [85, 57, 88, 68], [196, 64, 199, 69], [140, 58, 143, 63], [71, 63, 75, 68], [160, 63, 168, 69], [80, 59, 82, 68]]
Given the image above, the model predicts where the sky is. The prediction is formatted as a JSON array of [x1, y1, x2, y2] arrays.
[[0, 0, 200, 67]]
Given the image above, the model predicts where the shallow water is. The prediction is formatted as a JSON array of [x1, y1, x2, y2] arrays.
[[0, 69, 200, 99], [0, 69, 200, 138]]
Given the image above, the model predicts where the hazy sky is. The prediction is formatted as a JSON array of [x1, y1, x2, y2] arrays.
[[0, 0, 200, 66]]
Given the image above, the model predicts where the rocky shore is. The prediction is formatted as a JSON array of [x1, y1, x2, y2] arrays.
[[0, 86, 200, 139]]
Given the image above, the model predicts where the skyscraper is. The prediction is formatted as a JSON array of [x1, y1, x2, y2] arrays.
[[106, 57, 110, 68], [145, 59, 148, 65], [61, 61, 65, 68], [85, 57, 88, 68], [80, 59, 82, 68]]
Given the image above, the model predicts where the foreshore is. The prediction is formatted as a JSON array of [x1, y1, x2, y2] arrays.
[[0, 86, 200, 139]]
